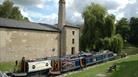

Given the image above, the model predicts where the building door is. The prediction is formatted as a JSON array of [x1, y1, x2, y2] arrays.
[[71, 47, 75, 55]]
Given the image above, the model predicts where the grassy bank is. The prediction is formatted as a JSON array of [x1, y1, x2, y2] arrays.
[[0, 62, 15, 72], [65, 54, 138, 77]]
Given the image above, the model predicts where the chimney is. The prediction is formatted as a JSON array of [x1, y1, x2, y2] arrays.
[[58, 0, 65, 30]]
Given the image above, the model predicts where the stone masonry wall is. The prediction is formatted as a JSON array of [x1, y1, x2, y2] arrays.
[[0, 28, 60, 62], [64, 27, 79, 55]]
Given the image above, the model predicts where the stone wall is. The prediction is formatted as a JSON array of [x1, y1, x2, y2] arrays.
[[0, 28, 60, 62], [64, 27, 79, 55]]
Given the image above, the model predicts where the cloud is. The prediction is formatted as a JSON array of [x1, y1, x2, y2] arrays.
[[20, 8, 43, 21], [0, 0, 3, 4], [13, 0, 47, 9], [37, 13, 58, 25], [66, 10, 84, 25], [107, 0, 138, 20], [65, 0, 121, 25], [122, 0, 138, 18], [66, 0, 138, 24], [20, 7, 58, 24], [13, 0, 43, 6], [0, 0, 138, 25]]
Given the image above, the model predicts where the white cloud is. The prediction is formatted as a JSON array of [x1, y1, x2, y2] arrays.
[[116, 12, 125, 20], [13, 0, 44, 6], [136, 8, 138, 14], [118, 0, 138, 19], [66, 0, 74, 8], [128, 0, 137, 4], [0, 0, 3, 4], [20, 8, 32, 21], [66, 0, 138, 24], [13, 0, 47, 9], [36, 3, 45, 8], [65, 0, 121, 24], [36, 4, 43, 8], [25, 10, 43, 18], [0, 0, 138, 25], [37, 13, 58, 25], [115, 0, 129, 9]]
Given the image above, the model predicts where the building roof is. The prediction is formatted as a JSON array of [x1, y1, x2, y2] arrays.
[[0, 18, 80, 32], [0, 18, 60, 32], [64, 24, 80, 29]]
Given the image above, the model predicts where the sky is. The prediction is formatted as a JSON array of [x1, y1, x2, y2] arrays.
[[0, 0, 138, 25]]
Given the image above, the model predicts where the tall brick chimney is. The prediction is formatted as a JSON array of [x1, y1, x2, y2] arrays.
[[58, 0, 65, 30], [58, 0, 66, 57]]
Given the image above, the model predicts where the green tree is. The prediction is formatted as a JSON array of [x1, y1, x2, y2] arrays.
[[129, 17, 138, 45], [80, 3, 107, 51], [103, 34, 124, 54], [103, 37, 111, 50], [80, 3, 124, 53], [110, 34, 124, 54], [116, 18, 129, 42], [104, 14, 116, 37], [0, 0, 29, 21]]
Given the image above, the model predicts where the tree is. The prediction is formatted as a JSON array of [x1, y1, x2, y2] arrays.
[[103, 34, 124, 54], [103, 37, 111, 50], [110, 34, 124, 54], [104, 14, 116, 37], [129, 17, 138, 45], [80, 3, 107, 51], [80, 3, 124, 53], [0, 0, 29, 21], [116, 18, 129, 42]]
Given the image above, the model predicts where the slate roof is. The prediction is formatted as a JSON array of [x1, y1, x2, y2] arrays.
[[0, 18, 60, 32], [65, 24, 80, 29]]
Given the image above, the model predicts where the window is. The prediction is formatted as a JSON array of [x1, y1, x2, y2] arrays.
[[46, 63, 48, 66], [71, 47, 75, 55], [72, 31, 75, 35], [72, 39, 75, 44], [32, 65, 36, 69]]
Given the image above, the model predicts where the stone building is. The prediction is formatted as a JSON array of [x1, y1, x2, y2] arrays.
[[0, 0, 80, 62]]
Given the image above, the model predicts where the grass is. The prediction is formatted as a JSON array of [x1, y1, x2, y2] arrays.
[[122, 46, 138, 55], [65, 54, 138, 77], [0, 61, 15, 72]]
